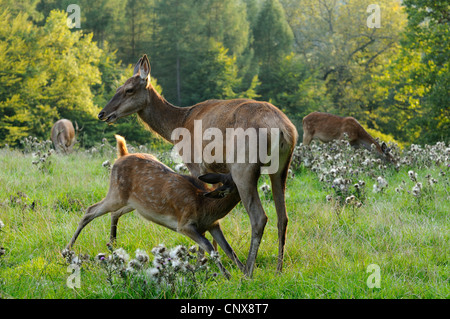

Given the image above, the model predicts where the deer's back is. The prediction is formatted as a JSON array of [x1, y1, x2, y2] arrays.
[[110, 154, 210, 225], [303, 112, 363, 142]]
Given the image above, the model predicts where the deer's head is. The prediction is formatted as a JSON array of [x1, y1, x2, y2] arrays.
[[198, 173, 237, 199], [381, 142, 396, 164], [98, 55, 151, 124]]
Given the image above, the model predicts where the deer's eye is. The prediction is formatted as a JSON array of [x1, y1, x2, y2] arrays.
[[125, 88, 134, 95]]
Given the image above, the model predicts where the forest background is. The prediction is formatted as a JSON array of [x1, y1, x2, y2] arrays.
[[0, 0, 448, 148]]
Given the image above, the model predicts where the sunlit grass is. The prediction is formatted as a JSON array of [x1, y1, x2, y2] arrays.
[[0, 145, 448, 299]]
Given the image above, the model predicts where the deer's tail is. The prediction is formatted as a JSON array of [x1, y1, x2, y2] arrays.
[[115, 135, 129, 158]]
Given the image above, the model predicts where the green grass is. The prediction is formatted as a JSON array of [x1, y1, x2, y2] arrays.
[[0, 147, 448, 299]]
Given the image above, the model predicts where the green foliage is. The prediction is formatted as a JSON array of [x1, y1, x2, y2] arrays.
[[262, 53, 331, 128], [0, 10, 101, 146], [0, 0, 448, 148], [252, 0, 294, 101]]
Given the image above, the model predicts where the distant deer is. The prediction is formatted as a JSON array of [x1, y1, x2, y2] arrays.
[[65, 135, 244, 279], [302, 112, 393, 162], [51, 119, 76, 154], [97, 55, 298, 277]]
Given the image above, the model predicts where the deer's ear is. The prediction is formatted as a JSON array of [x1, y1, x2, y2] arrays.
[[139, 55, 151, 80], [133, 57, 143, 76], [198, 173, 224, 184]]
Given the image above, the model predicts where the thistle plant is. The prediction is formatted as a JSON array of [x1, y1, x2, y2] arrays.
[[292, 139, 448, 206], [91, 244, 220, 298], [20, 136, 55, 173], [20, 136, 53, 154]]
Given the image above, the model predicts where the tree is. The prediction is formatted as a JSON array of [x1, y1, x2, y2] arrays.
[[0, 10, 102, 146], [400, 0, 449, 143], [280, 0, 406, 125], [252, 0, 294, 100], [265, 53, 331, 128], [369, 1, 449, 144], [152, 0, 253, 106]]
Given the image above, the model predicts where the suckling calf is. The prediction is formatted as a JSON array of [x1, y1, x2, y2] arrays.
[[65, 135, 243, 278]]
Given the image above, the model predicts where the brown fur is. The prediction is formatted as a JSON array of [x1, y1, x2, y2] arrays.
[[302, 112, 393, 161], [97, 55, 298, 277], [66, 135, 243, 279], [51, 119, 75, 154]]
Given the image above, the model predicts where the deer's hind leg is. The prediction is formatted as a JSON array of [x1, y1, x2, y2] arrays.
[[109, 206, 134, 245], [66, 197, 125, 251], [269, 152, 293, 273]]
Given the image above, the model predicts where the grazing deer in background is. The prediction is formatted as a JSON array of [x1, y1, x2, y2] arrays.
[[65, 135, 244, 279], [302, 112, 393, 162], [51, 119, 76, 154], [97, 55, 298, 277]]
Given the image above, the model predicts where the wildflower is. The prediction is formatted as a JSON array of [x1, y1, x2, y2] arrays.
[[377, 176, 388, 189], [332, 177, 343, 186], [171, 259, 183, 271], [174, 163, 187, 173], [188, 245, 197, 254], [326, 195, 333, 202], [259, 183, 271, 194], [95, 253, 107, 261], [102, 160, 111, 168], [373, 184, 380, 193], [0, 219, 4, 230], [135, 249, 149, 264], [128, 259, 143, 270], [210, 250, 220, 261], [113, 248, 130, 263], [412, 182, 422, 197], [0, 247, 5, 257], [151, 244, 167, 257], [408, 170, 417, 182], [153, 256, 165, 268], [146, 267, 160, 279], [169, 245, 187, 262], [345, 195, 356, 204]]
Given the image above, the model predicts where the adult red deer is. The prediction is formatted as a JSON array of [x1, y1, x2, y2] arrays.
[[97, 55, 298, 277], [65, 135, 243, 279], [302, 112, 393, 162], [51, 119, 76, 154]]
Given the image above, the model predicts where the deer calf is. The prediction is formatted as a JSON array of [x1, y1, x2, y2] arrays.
[[51, 119, 76, 154], [65, 135, 243, 278], [302, 112, 393, 162]]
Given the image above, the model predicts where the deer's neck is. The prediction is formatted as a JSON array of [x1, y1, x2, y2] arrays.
[[359, 127, 382, 153], [138, 86, 190, 143]]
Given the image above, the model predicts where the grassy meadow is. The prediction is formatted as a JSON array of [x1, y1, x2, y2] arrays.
[[0, 138, 448, 299]]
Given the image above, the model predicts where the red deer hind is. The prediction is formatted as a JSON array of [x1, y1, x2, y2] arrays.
[[51, 119, 76, 154], [97, 55, 298, 277], [302, 112, 393, 162]]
